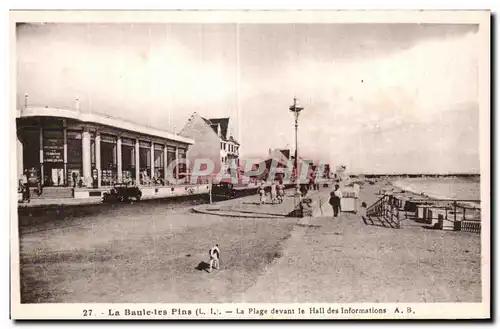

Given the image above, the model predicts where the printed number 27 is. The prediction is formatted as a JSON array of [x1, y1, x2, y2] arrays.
[[83, 309, 92, 316]]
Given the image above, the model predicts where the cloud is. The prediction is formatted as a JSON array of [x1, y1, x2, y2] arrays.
[[16, 23, 480, 174]]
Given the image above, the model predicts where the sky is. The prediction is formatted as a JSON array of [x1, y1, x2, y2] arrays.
[[16, 23, 480, 174]]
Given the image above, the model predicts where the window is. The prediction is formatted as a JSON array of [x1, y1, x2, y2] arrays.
[[178, 148, 187, 176], [166, 146, 176, 182], [220, 142, 223, 150], [139, 141, 151, 185], [67, 130, 82, 187], [121, 137, 135, 183], [100, 134, 117, 186], [153, 144, 164, 185], [43, 129, 65, 186]]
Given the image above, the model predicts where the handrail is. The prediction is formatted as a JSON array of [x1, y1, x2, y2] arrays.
[[366, 194, 388, 216], [366, 194, 401, 228]]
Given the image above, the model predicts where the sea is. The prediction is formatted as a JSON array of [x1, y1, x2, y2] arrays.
[[392, 177, 481, 201]]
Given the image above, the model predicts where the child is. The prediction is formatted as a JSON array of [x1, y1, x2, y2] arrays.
[[208, 244, 220, 273]]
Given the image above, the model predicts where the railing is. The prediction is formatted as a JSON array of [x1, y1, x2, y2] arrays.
[[366, 194, 401, 228], [407, 198, 481, 234], [366, 194, 481, 234]]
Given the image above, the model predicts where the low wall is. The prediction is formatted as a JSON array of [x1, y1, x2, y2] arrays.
[[140, 184, 210, 200], [72, 184, 210, 200]]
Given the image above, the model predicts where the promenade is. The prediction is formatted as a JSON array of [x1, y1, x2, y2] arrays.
[[194, 188, 330, 218]]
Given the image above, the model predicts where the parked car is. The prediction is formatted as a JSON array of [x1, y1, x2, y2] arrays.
[[102, 183, 142, 203], [211, 182, 237, 200]]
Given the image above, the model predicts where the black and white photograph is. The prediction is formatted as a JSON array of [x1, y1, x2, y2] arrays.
[[9, 10, 490, 320]]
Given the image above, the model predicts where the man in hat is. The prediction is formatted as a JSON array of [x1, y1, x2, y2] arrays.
[[329, 184, 342, 217]]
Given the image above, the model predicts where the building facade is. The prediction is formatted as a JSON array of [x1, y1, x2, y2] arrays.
[[180, 113, 240, 181], [16, 103, 193, 189]]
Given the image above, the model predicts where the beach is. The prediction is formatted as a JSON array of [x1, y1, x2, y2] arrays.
[[391, 177, 480, 201]]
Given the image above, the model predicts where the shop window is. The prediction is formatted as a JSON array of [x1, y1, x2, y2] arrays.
[[100, 134, 117, 186], [43, 129, 64, 186], [153, 144, 165, 185], [139, 141, 151, 185], [21, 128, 40, 186], [166, 146, 176, 180], [67, 130, 82, 187], [121, 137, 136, 184]]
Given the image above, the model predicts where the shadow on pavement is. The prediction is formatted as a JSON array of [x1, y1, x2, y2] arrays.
[[195, 261, 211, 272], [362, 215, 398, 229], [422, 223, 441, 230]]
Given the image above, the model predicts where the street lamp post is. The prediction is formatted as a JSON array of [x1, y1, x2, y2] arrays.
[[289, 97, 303, 198]]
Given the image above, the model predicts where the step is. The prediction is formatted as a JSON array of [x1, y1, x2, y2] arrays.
[[29, 187, 74, 199]]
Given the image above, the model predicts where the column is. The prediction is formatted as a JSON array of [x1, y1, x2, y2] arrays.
[[163, 145, 168, 184], [16, 131, 23, 180], [135, 139, 140, 185], [39, 126, 44, 185], [175, 146, 179, 180], [63, 120, 68, 186], [117, 136, 122, 182], [81, 128, 91, 187], [95, 132, 101, 188], [150, 142, 155, 182]]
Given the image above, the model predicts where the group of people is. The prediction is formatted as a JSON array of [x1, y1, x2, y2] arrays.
[[257, 180, 285, 205], [19, 169, 43, 203]]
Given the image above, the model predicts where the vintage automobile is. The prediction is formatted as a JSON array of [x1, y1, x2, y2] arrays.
[[102, 183, 142, 203], [211, 182, 237, 200]]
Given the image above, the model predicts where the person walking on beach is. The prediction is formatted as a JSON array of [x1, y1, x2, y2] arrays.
[[329, 184, 342, 217]]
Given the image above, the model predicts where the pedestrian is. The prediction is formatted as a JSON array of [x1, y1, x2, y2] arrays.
[[258, 183, 266, 205], [300, 184, 308, 198], [37, 176, 43, 196], [270, 181, 277, 204], [21, 169, 30, 203], [208, 244, 220, 273], [277, 180, 285, 203], [72, 171, 78, 188], [329, 184, 342, 217]]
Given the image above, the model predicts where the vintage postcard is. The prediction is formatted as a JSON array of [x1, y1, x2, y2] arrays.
[[10, 10, 490, 320]]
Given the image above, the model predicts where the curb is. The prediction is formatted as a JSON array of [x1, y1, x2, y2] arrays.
[[191, 207, 284, 219]]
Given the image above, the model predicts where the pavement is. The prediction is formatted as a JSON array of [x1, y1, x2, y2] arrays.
[[193, 188, 332, 218], [17, 197, 103, 208], [240, 182, 482, 303]]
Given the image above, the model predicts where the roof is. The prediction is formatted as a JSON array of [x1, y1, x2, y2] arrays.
[[201, 116, 240, 144], [207, 118, 229, 139], [279, 149, 291, 159], [228, 135, 240, 145], [266, 149, 291, 166], [17, 106, 194, 145]]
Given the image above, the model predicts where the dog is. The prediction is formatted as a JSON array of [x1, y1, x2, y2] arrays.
[[208, 244, 220, 273]]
